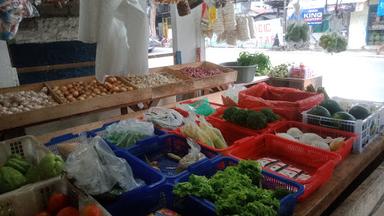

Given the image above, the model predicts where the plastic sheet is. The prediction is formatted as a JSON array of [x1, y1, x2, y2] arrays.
[[65, 136, 141, 195]]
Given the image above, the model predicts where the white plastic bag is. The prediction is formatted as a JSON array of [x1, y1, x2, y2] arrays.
[[65, 136, 141, 195], [79, 0, 149, 82]]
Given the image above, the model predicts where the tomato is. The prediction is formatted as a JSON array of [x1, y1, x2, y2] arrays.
[[34, 211, 50, 216], [47, 193, 70, 214], [57, 207, 80, 216], [82, 204, 102, 216]]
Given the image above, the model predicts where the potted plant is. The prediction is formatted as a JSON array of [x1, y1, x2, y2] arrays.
[[221, 52, 271, 83]]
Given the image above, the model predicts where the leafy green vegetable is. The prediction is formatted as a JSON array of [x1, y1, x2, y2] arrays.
[[260, 108, 280, 123], [246, 111, 267, 130], [285, 23, 310, 43], [105, 131, 149, 147], [319, 33, 347, 53], [173, 160, 280, 216], [272, 188, 292, 200], [223, 106, 239, 122], [237, 52, 272, 76], [223, 107, 275, 130]]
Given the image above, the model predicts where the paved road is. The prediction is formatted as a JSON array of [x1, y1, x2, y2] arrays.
[[205, 48, 384, 102]]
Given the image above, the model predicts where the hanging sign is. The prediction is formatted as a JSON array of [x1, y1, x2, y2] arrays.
[[254, 18, 283, 48], [302, 8, 324, 25], [378, 0, 384, 17]]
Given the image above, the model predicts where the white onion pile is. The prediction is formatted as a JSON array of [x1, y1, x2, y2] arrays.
[[125, 72, 183, 88], [0, 87, 58, 115]]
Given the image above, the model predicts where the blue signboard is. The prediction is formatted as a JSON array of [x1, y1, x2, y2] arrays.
[[302, 8, 324, 25], [378, 0, 384, 17]]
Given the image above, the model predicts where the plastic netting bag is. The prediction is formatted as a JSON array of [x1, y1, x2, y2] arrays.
[[176, 98, 216, 116], [222, 84, 247, 105], [104, 119, 155, 147], [143, 107, 184, 130], [236, 16, 250, 41], [222, 1, 236, 31], [247, 16, 255, 39], [65, 136, 142, 195], [212, 7, 224, 34]]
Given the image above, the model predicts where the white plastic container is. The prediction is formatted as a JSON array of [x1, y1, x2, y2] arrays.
[[0, 177, 111, 216], [302, 97, 384, 153]]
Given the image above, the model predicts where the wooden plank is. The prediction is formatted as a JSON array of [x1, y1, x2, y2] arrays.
[[372, 198, 384, 216], [330, 162, 384, 216], [17, 61, 95, 73], [294, 136, 384, 216]]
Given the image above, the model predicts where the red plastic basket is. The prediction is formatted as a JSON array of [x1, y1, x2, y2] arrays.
[[209, 106, 282, 134], [238, 82, 324, 120], [228, 134, 341, 201], [170, 117, 258, 155], [268, 121, 357, 163]]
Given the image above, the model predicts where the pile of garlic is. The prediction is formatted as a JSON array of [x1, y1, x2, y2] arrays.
[[0, 87, 58, 115], [276, 127, 345, 151], [126, 72, 183, 88]]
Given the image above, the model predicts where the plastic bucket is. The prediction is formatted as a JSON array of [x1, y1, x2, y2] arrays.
[[221, 62, 257, 83]]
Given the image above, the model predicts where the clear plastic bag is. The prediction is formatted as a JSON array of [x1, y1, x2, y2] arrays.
[[178, 138, 206, 169], [65, 136, 142, 195], [104, 119, 155, 147], [223, 84, 246, 104]]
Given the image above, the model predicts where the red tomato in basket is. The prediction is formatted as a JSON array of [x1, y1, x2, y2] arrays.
[[82, 204, 102, 216], [47, 193, 70, 214], [35, 211, 51, 216], [57, 207, 80, 216]]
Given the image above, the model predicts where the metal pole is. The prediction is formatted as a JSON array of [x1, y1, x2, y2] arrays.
[[283, 0, 288, 33]]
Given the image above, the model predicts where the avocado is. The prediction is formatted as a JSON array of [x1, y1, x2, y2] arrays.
[[332, 111, 356, 121], [308, 105, 331, 117], [349, 105, 370, 120], [320, 99, 343, 115]]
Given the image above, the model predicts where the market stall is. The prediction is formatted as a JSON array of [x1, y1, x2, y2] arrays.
[[1, 80, 382, 215], [27, 89, 384, 216]]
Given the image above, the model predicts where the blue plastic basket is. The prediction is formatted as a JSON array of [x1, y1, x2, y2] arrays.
[[102, 150, 166, 215], [90, 121, 167, 150], [175, 157, 304, 216], [106, 183, 214, 216], [126, 134, 219, 183]]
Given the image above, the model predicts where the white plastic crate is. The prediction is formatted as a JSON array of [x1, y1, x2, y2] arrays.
[[302, 97, 384, 153], [0, 177, 111, 216]]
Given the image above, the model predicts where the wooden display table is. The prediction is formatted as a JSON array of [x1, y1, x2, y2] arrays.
[[0, 62, 238, 132], [268, 75, 322, 90], [33, 90, 384, 216]]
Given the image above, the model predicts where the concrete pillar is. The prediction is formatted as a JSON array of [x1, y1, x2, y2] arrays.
[[170, 5, 205, 64], [348, 2, 369, 49]]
